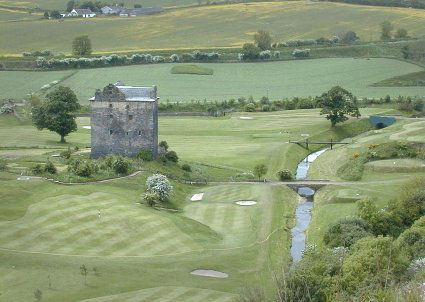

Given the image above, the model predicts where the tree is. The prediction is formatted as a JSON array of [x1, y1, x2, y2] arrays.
[[80, 264, 88, 285], [340, 31, 359, 44], [72, 35, 92, 56], [241, 43, 260, 60], [34, 289, 43, 302], [253, 30, 272, 51], [32, 86, 80, 143], [253, 164, 267, 181], [381, 21, 394, 40], [50, 10, 61, 19], [316, 86, 360, 127], [134, 4, 142, 8], [43, 11, 49, 18], [395, 28, 408, 39], [66, 0, 75, 12], [146, 174, 173, 201]]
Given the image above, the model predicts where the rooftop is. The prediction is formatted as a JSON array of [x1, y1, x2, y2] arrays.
[[91, 82, 157, 102]]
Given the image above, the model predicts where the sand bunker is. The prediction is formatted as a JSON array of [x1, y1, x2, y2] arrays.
[[190, 193, 204, 201], [82, 126, 91, 129], [17, 176, 32, 181], [236, 200, 257, 206], [190, 269, 228, 278], [239, 116, 253, 120]]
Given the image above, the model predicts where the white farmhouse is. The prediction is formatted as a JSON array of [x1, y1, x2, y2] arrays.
[[69, 8, 96, 18]]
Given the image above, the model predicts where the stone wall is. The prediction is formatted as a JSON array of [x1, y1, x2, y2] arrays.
[[90, 99, 158, 158]]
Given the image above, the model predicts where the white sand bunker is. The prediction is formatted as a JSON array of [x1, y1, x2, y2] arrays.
[[236, 200, 257, 206], [82, 126, 91, 129], [239, 116, 253, 120], [190, 269, 229, 278], [17, 176, 32, 181], [190, 193, 204, 201]]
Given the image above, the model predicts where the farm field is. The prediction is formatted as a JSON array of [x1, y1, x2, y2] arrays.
[[1, 58, 423, 102], [1, 2, 425, 55]]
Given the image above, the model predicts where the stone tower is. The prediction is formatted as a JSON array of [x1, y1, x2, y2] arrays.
[[90, 82, 158, 158]]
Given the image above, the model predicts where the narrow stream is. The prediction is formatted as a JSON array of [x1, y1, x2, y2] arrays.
[[290, 149, 328, 263]]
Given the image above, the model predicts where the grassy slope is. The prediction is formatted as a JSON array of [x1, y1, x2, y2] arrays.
[[373, 70, 425, 86], [307, 117, 425, 246], [1, 2, 425, 55], [2, 58, 423, 102]]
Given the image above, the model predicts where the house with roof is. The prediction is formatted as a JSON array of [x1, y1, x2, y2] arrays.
[[119, 7, 163, 17], [90, 82, 158, 158], [101, 5, 122, 15], [69, 8, 96, 18]]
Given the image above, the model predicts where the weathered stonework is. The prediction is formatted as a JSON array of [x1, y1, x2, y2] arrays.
[[90, 82, 158, 158]]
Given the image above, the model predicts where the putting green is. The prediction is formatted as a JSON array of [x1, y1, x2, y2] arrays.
[[365, 158, 425, 173]]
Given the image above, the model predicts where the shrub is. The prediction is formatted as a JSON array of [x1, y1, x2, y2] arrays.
[[70, 159, 96, 177], [241, 43, 260, 60], [31, 164, 43, 175], [396, 225, 425, 260], [145, 174, 173, 201], [181, 163, 192, 172], [152, 55, 165, 63], [143, 192, 160, 207], [259, 50, 271, 60], [112, 156, 131, 175], [165, 150, 179, 163], [60, 148, 72, 159], [261, 104, 270, 112], [158, 141, 169, 153], [44, 160, 57, 174], [138, 149, 153, 161], [292, 49, 310, 58], [277, 169, 293, 180], [170, 54, 179, 62], [273, 50, 280, 58], [244, 103, 256, 112], [0, 158, 7, 171], [324, 217, 372, 248]]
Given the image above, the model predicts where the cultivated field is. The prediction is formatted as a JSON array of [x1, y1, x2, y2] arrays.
[[1, 2, 425, 55], [1, 58, 423, 102]]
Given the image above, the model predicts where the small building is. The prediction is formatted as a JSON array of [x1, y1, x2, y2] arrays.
[[90, 82, 158, 158], [69, 8, 96, 18], [101, 5, 122, 15], [119, 7, 163, 17]]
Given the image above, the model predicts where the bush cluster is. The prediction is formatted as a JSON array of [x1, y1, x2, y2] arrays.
[[181, 51, 220, 62], [23, 50, 53, 57], [292, 48, 310, 58]]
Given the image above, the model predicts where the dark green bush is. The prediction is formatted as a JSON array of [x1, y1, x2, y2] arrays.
[[245, 103, 256, 112], [60, 148, 72, 159], [31, 164, 43, 175], [181, 163, 192, 172], [112, 157, 131, 175], [44, 160, 57, 174], [70, 159, 96, 177], [0, 158, 6, 171], [138, 149, 153, 161], [165, 151, 179, 163], [324, 217, 372, 248], [277, 169, 293, 180]]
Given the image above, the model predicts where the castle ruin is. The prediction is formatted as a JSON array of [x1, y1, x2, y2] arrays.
[[90, 82, 158, 158]]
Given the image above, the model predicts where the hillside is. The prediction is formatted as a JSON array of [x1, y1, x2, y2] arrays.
[[1, 2, 425, 55]]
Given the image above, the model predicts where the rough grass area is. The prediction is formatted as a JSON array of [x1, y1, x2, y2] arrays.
[[2, 58, 422, 103], [365, 158, 425, 173], [373, 71, 425, 87], [171, 64, 213, 75], [2, 2, 425, 55]]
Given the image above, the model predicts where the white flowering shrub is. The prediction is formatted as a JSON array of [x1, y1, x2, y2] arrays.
[[292, 49, 310, 58], [146, 174, 173, 201], [170, 54, 179, 62], [259, 50, 272, 60], [273, 51, 280, 58], [237, 53, 244, 61], [152, 55, 165, 63], [407, 258, 425, 275]]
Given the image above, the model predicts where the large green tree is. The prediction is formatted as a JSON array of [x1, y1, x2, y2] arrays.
[[317, 86, 360, 127], [72, 35, 92, 56], [32, 86, 80, 143], [253, 30, 272, 51]]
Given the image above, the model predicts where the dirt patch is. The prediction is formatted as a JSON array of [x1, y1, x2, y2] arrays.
[[190, 269, 228, 278], [236, 200, 257, 206]]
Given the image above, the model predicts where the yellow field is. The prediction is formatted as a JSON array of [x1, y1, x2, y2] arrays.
[[1, 2, 425, 55]]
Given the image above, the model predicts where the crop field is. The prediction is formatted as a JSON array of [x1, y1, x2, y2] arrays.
[[1, 2, 425, 55], [1, 58, 423, 102]]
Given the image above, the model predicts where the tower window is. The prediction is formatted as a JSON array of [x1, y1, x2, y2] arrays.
[[126, 131, 129, 136], [109, 130, 113, 135], [128, 115, 133, 120], [126, 104, 130, 109], [138, 130, 141, 136], [109, 114, 113, 118], [109, 104, 113, 108]]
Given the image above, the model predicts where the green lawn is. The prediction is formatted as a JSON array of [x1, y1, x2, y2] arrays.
[[1, 58, 423, 102], [1, 2, 425, 55]]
